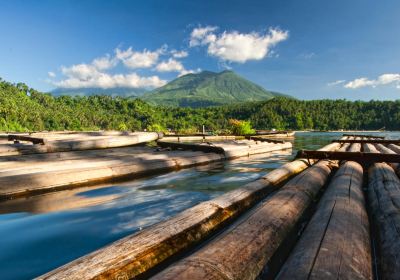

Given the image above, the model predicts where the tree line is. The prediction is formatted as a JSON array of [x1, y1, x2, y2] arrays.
[[1, 78, 399, 133]]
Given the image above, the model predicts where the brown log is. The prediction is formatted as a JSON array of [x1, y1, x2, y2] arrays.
[[38, 141, 344, 280], [367, 158, 400, 279], [0, 132, 162, 156], [386, 143, 400, 154], [152, 159, 337, 280], [277, 160, 372, 280]]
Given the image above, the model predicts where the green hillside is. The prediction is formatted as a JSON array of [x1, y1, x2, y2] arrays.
[[141, 70, 288, 107]]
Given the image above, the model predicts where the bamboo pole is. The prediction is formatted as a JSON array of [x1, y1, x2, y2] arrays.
[[365, 143, 400, 279], [0, 132, 162, 156], [277, 147, 372, 279], [150, 142, 350, 280], [38, 140, 345, 280]]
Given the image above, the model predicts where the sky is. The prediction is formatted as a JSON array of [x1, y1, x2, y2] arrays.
[[0, 0, 399, 100]]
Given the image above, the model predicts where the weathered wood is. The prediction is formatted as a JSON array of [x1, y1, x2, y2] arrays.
[[245, 136, 285, 143], [368, 162, 400, 279], [296, 150, 400, 163], [157, 141, 225, 154], [162, 135, 237, 142], [343, 134, 385, 139], [0, 151, 224, 200], [277, 160, 372, 280], [157, 140, 292, 159], [0, 132, 161, 156], [7, 134, 46, 144], [333, 139, 400, 144], [38, 141, 344, 280], [152, 160, 337, 280], [387, 143, 400, 154], [364, 142, 400, 279]]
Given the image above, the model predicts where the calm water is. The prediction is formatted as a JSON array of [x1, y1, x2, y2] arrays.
[[0, 132, 397, 279]]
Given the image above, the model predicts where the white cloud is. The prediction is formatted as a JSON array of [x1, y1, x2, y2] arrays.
[[115, 46, 165, 69], [189, 26, 218, 47], [189, 26, 289, 63], [344, 73, 400, 89], [155, 58, 185, 72], [54, 69, 166, 89], [327, 80, 346, 86], [48, 71, 56, 78], [171, 50, 188, 58], [92, 54, 117, 70]]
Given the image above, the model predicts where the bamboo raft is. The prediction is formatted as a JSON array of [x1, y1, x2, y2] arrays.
[[0, 134, 292, 200], [35, 134, 400, 280]]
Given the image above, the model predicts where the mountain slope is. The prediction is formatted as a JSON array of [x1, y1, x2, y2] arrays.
[[51, 87, 147, 98], [141, 70, 288, 107]]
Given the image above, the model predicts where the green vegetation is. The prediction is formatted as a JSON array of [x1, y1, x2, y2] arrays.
[[141, 70, 287, 107], [229, 119, 255, 135], [1, 78, 400, 133]]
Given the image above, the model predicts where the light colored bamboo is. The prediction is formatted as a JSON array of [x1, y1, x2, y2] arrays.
[[0, 132, 162, 156], [277, 145, 372, 279], [365, 143, 400, 279]]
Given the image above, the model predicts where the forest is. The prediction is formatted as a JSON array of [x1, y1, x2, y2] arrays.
[[1, 78, 399, 133]]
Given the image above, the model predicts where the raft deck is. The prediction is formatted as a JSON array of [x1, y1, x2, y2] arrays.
[[37, 135, 400, 280], [0, 138, 291, 200]]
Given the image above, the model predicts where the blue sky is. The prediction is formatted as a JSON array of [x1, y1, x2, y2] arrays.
[[0, 0, 399, 100]]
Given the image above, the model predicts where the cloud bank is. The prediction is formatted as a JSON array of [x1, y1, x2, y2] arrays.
[[344, 73, 400, 89], [51, 46, 193, 89], [189, 25, 288, 63]]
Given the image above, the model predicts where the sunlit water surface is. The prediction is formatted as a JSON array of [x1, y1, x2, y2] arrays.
[[0, 132, 398, 279]]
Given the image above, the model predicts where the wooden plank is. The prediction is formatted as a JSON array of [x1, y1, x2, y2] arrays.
[[277, 160, 372, 279], [296, 150, 400, 163], [38, 141, 345, 280]]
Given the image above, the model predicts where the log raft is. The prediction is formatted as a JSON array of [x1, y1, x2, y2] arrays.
[[0, 132, 163, 156], [35, 135, 400, 280], [277, 146, 372, 279], [0, 139, 292, 200], [37, 139, 344, 280]]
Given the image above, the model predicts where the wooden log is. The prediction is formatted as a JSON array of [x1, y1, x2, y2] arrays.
[[334, 139, 400, 144], [374, 143, 400, 172], [368, 162, 400, 279], [364, 142, 400, 279], [296, 150, 400, 163], [245, 136, 285, 144], [38, 141, 344, 280], [0, 132, 161, 156], [277, 160, 372, 279], [152, 160, 337, 280], [386, 143, 400, 154], [7, 134, 46, 144], [157, 141, 225, 154], [0, 151, 224, 200], [343, 134, 385, 139]]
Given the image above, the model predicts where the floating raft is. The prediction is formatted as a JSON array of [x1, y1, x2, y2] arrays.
[[0, 131, 163, 156], [38, 139, 341, 280], [38, 134, 400, 280], [0, 138, 291, 200]]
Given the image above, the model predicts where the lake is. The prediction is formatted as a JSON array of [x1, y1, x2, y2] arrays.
[[0, 131, 397, 279]]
